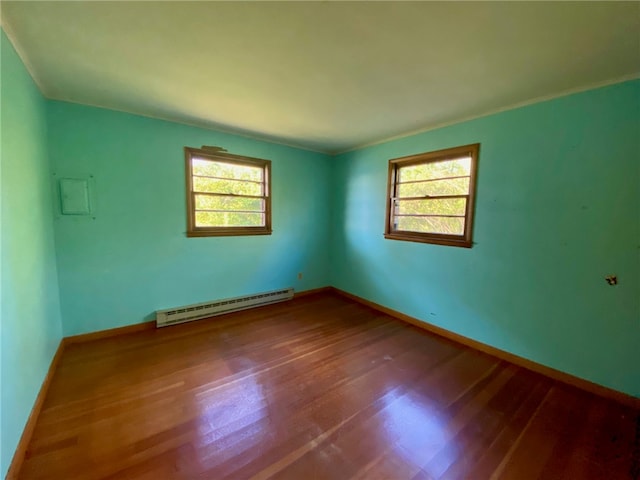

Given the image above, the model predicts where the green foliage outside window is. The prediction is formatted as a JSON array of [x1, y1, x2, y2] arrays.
[[394, 157, 471, 235]]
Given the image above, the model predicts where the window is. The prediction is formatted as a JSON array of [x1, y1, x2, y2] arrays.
[[385, 143, 479, 248], [185, 146, 271, 237]]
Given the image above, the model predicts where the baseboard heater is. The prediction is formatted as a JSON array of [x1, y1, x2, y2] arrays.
[[156, 287, 294, 328]]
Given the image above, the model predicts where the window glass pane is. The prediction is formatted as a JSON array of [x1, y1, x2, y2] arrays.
[[195, 211, 265, 227], [192, 159, 263, 182], [398, 157, 471, 182], [395, 216, 465, 235], [397, 177, 470, 197], [395, 198, 466, 216], [193, 176, 262, 196], [195, 195, 264, 212]]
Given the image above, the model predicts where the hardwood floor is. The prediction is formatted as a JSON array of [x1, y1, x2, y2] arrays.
[[19, 292, 639, 479]]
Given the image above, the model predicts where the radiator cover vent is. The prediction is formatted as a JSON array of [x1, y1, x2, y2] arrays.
[[156, 288, 294, 328]]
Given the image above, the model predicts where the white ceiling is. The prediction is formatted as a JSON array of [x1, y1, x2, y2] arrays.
[[2, 1, 639, 154]]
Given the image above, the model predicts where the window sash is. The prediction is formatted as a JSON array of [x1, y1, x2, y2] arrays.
[[384, 144, 479, 248], [192, 174, 264, 185], [185, 147, 271, 237], [392, 194, 469, 201], [390, 179, 470, 235], [394, 214, 466, 218], [395, 174, 470, 185]]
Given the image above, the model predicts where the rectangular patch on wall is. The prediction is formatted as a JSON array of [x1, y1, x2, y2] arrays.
[[59, 178, 91, 215]]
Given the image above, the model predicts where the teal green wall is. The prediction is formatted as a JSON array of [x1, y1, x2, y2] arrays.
[[331, 80, 640, 397], [47, 101, 332, 336], [1, 31, 63, 477]]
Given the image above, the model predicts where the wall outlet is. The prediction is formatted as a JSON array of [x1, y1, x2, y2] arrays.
[[297, 272, 303, 280]]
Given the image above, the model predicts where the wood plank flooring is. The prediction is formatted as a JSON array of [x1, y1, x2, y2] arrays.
[[18, 292, 639, 479]]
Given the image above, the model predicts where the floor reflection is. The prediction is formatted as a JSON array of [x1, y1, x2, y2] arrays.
[[382, 391, 458, 476], [194, 366, 272, 469]]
